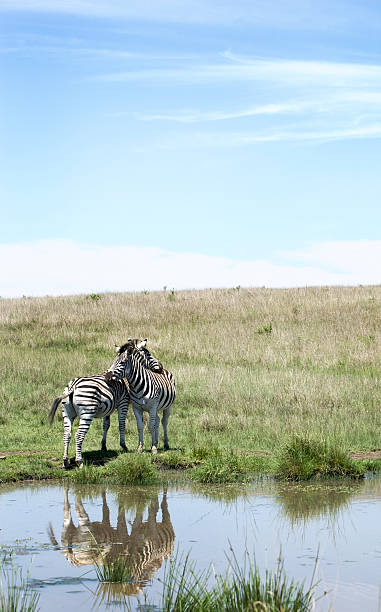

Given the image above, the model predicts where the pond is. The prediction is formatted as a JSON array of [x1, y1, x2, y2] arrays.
[[1, 476, 381, 610]]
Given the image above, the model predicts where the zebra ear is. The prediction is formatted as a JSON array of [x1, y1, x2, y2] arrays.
[[114, 345, 121, 352], [137, 339, 147, 349]]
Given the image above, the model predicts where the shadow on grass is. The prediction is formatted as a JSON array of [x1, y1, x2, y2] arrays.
[[81, 450, 119, 467]]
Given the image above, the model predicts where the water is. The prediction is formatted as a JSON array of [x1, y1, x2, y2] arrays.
[[1, 477, 381, 610]]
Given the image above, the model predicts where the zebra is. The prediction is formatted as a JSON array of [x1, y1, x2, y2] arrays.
[[49, 339, 153, 469], [106, 340, 176, 454]]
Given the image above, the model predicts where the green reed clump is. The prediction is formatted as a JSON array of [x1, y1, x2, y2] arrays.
[[152, 450, 195, 470], [94, 554, 132, 584], [104, 453, 159, 485], [68, 464, 102, 484], [0, 552, 40, 612], [216, 551, 316, 612], [276, 436, 365, 481], [68, 453, 159, 485], [190, 445, 223, 461], [191, 452, 252, 484], [156, 549, 316, 612]]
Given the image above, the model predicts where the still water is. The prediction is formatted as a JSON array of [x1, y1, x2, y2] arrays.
[[1, 477, 381, 610]]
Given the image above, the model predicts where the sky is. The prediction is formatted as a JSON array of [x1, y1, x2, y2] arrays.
[[1, 0, 381, 297]]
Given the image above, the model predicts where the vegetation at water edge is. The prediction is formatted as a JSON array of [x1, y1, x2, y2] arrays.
[[1, 285, 381, 482]]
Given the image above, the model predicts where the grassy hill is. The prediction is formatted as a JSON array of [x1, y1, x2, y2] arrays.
[[1, 285, 381, 482]]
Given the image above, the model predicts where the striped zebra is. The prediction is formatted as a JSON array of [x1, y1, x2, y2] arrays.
[[49, 339, 152, 469], [107, 340, 176, 454]]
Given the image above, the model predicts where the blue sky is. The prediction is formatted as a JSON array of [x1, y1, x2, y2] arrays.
[[1, 1, 381, 296]]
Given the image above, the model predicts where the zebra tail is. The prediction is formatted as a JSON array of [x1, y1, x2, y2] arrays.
[[49, 393, 68, 424]]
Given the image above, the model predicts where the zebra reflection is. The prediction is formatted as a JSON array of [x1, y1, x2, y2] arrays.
[[48, 487, 175, 594]]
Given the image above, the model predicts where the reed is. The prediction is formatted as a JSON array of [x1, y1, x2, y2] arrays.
[[276, 436, 365, 480], [155, 549, 317, 611], [0, 553, 40, 612]]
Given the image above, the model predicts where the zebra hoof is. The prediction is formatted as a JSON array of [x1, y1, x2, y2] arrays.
[[151, 446, 158, 455], [62, 458, 70, 470], [137, 444, 143, 453], [120, 444, 128, 452], [164, 444, 170, 451], [76, 460, 84, 469]]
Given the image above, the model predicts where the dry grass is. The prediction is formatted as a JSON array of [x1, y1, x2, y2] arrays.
[[1, 285, 381, 480]]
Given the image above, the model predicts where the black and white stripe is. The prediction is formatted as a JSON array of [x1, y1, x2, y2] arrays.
[[108, 341, 176, 453], [49, 339, 152, 468], [49, 374, 130, 469]]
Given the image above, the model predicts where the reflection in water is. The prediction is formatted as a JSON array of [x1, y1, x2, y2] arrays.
[[275, 480, 362, 525], [48, 486, 175, 599], [4, 477, 381, 611]]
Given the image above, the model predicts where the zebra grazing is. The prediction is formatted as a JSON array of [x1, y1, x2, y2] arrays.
[[107, 340, 176, 454], [49, 339, 149, 469]]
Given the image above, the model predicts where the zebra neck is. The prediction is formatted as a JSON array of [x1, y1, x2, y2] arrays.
[[127, 357, 153, 395]]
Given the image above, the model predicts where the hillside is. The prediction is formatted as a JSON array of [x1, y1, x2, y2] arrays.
[[1, 285, 381, 480]]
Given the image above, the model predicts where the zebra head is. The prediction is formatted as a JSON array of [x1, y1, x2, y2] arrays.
[[105, 339, 148, 382]]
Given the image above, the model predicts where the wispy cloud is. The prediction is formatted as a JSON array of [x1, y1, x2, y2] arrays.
[[2, 0, 381, 31], [91, 56, 381, 85], [107, 54, 381, 145], [1, 239, 379, 298], [134, 102, 307, 123], [144, 122, 381, 150]]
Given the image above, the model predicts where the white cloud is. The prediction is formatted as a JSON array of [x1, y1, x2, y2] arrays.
[[148, 122, 381, 150], [91, 57, 381, 86], [0, 239, 379, 298], [282, 241, 381, 284], [135, 102, 307, 123], [1, 0, 381, 31]]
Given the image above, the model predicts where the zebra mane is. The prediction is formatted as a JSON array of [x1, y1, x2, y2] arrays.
[[116, 342, 131, 355], [116, 338, 147, 355]]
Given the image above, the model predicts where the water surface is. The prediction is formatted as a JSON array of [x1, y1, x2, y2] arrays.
[[1, 477, 381, 610]]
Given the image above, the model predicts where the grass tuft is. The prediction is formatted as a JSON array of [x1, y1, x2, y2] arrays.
[[153, 548, 317, 612], [276, 436, 365, 480], [94, 554, 132, 584], [152, 451, 195, 470], [105, 453, 159, 485], [191, 452, 252, 484], [69, 453, 159, 485], [0, 552, 40, 612]]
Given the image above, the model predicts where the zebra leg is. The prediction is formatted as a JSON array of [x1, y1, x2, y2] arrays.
[[117, 402, 129, 452], [133, 404, 145, 452], [101, 416, 110, 451], [63, 487, 72, 528], [62, 403, 75, 469], [75, 409, 95, 468], [161, 407, 172, 451], [154, 415, 160, 448], [148, 406, 159, 454]]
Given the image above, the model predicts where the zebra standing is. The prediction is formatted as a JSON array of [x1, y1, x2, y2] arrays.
[[49, 339, 150, 468], [107, 340, 176, 454]]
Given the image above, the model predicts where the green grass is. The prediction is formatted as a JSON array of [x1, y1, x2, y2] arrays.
[[1, 285, 381, 483], [69, 453, 159, 485], [191, 451, 266, 484], [0, 552, 40, 612], [93, 552, 132, 584], [276, 436, 365, 480], [151, 549, 317, 612]]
